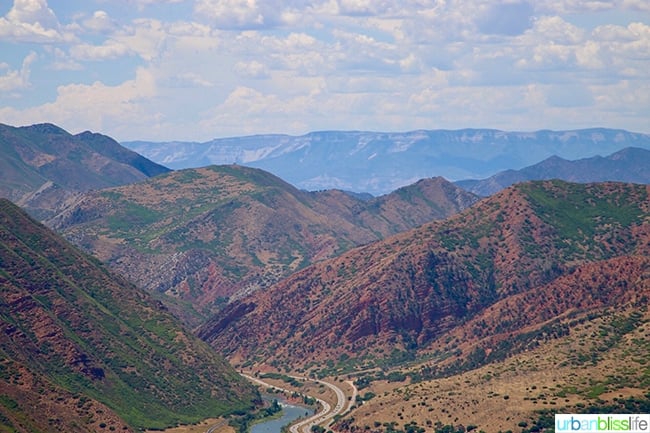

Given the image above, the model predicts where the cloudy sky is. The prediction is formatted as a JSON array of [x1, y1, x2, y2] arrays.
[[0, 0, 648, 141]]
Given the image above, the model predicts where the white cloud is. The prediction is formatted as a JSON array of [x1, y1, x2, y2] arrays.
[[70, 40, 132, 61], [1, 0, 649, 140], [338, 0, 374, 16], [0, 0, 74, 42], [81, 10, 117, 34], [592, 79, 650, 110], [194, 0, 267, 29], [575, 40, 604, 68], [65, 15, 170, 63], [532, 16, 585, 45], [537, 0, 617, 14], [234, 60, 270, 78], [592, 23, 638, 41], [110, 18, 167, 61], [0, 67, 159, 136], [169, 72, 214, 88], [623, 0, 650, 11], [7, 0, 58, 28], [45, 46, 82, 70], [0, 51, 37, 92], [595, 22, 650, 78], [329, 28, 401, 72]]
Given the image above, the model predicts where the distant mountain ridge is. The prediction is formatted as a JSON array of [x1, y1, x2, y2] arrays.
[[0, 123, 170, 219], [456, 147, 650, 196], [124, 128, 650, 195], [0, 199, 257, 432]]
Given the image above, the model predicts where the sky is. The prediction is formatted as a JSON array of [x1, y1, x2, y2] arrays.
[[0, 0, 649, 142]]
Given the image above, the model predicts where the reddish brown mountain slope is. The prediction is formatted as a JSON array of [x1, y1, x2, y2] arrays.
[[198, 181, 650, 370], [50, 165, 477, 323], [0, 198, 257, 432]]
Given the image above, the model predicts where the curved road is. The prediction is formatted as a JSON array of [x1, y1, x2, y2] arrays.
[[206, 419, 227, 433], [241, 373, 356, 433]]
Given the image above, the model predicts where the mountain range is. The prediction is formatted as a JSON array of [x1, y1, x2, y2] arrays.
[[0, 123, 169, 219], [2, 122, 650, 433], [0, 198, 258, 432], [456, 146, 650, 196], [198, 180, 650, 372], [124, 128, 650, 195], [49, 165, 478, 324]]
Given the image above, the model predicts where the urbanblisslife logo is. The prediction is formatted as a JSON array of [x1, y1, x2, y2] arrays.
[[555, 415, 650, 433]]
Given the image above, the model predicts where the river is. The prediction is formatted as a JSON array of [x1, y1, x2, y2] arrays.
[[251, 402, 314, 433]]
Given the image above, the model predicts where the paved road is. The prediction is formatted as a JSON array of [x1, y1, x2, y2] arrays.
[[240, 373, 356, 433], [205, 419, 227, 433]]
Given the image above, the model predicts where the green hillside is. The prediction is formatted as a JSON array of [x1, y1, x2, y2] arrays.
[[0, 199, 258, 432], [51, 165, 477, 323]]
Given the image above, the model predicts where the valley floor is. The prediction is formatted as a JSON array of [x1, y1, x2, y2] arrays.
[[331, 308, 650, 433], [229, 306, 650, 433]]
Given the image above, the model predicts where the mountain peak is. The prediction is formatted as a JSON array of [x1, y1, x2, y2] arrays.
[[457, 147, 650, 196], [0, 122, 170, 219], [20, 122, 69, 135]]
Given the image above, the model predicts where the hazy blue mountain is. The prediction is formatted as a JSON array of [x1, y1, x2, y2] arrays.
[[455, 147, 650, 196], [124, 128, 650, 195]]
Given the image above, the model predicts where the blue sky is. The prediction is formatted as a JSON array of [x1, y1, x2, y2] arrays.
[[0, 0, 649, 141]]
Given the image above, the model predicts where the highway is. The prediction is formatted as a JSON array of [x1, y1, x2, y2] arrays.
[[205, 419, 227, 433], [241, 373, 357, 433]]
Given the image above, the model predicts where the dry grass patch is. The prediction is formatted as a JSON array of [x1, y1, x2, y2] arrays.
[[338, 308, 650, 433]]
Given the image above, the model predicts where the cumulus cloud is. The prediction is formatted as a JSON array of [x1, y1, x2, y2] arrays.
[[0, 0, 74, 42], [81, 10, 117, 34], [0, 67, 159, 135], [194, 0, 268, 29], [623, 0, 650, 11], [337, 0, 375, 16], [65, 15, 170, 62], [1, 0, 649, 139], [532, 16, 585, 45], [537, 0, 617, 14], [0, 51, 37, 92], [234, 60, 270, 78], [70, 40, 132, 61], [168, 72, 214, 88]]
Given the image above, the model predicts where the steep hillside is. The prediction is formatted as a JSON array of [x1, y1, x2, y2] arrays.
[[457, 147, 650, 196], [125, 128, 650, 194], [49, 165, 477, 322], [0, 123, 169, 219], [198, 181, 650, 371], [0, 199, 258, 432]]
